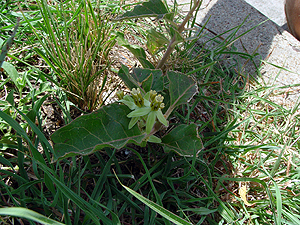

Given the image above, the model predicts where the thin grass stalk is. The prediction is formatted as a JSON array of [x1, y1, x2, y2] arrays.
[[31, 0, 116, 110], [156, 0, 202, 69]]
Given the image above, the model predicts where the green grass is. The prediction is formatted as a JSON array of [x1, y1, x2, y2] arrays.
[[226, 82, 300, 224], [0, 0, 300, 224], [22, 0, 123, 111]]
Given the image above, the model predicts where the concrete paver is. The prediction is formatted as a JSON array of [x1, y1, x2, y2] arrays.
[[173, 0, 300, 106], [244, 0, 286, 26]]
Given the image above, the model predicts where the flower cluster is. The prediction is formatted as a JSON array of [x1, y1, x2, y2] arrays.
[[117, 88, 168, 143]]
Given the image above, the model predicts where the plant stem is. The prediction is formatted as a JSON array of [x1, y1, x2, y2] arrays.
[[0, 18, 20, 68], [155, 0, 201, 69]]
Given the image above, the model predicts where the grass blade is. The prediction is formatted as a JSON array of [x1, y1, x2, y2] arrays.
[[114, 171, 192, 225], [37, 162, 112, 225], [0, 207, 64, 225], [0, 18, 19, 68]]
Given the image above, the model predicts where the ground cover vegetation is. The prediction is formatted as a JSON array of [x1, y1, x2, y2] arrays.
[[0, 0, 299, 224]]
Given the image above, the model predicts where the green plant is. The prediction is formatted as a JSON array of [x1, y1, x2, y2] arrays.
[[47, 1, 208, 224], [50, 0, 249, 165], [50, 0, 205, 160], [117, 88, 168, 139], [49, 0, 243, 224], [24, 0, 119, 111], [114, 0, 202, 71], [2, 0, 297, 224], [51, 67, 200, 160]]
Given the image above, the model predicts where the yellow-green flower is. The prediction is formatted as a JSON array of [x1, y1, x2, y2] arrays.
[[131, 88, 144, 107], [120, 88, 169, 135]]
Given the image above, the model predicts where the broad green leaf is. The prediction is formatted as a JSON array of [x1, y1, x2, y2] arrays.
[[124, 45, 155, 69], [129, 116, 139, 129], [51, 103, 147, 161], [148, 135, 161, 143], [161, 124, 203, 156], [123, 95, 134, 102], [144, 91, 151, 101], [118, 64, 140, 90], [127, 107, 151, 117], [146, 111, 156, 134], [165, 71, 197, 118], [169, 26, 184, 45], [114, 174, 192, 225], [116, 32, 154, 69], [0, 207, 64, 225], [116, 0, 172, 20], [131, 68, 163, 92], [1, 61, 20, 91], [156, 109, 168, 126], [118, 66, 164, 94], [119, 99, 136, 110], [6, 90, 15, 106], [147, 28, 169, 55]]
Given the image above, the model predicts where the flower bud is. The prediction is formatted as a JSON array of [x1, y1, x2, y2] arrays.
[[116, 90, 124, 100], [151, 94, 165, 110], [131, 88, 144, 107], [155, 94, 164, 103], [131, 88, 140, 96], [149, 90, 157, 101]]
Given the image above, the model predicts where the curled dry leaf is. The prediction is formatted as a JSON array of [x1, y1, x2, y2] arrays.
[[239, 185, 255, 207]]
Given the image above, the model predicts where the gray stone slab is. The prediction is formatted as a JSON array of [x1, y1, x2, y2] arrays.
[[170, 0, 300, 106], [244, 0, 286, 26]]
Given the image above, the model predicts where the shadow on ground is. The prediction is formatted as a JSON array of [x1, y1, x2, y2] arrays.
[[192, 0, 287, 77]]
